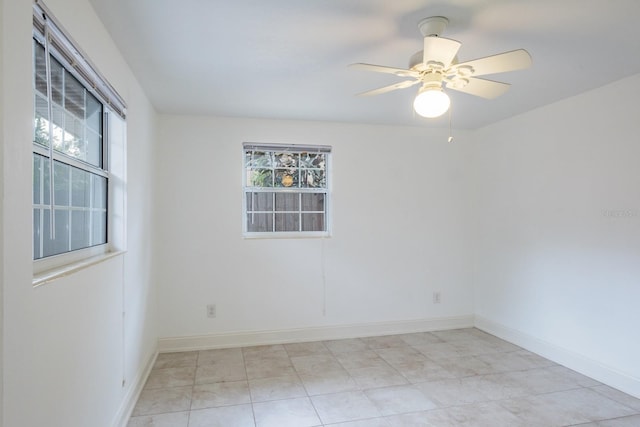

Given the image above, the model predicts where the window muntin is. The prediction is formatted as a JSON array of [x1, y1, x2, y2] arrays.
[[243, 144, 331, 236]]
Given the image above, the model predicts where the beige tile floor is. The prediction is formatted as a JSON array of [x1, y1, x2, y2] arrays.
[[128, 328, 640, 426]]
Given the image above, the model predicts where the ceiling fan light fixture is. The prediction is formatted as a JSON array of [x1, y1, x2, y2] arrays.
[[413, 86, 450, 118], [350, 15, 532, 121]]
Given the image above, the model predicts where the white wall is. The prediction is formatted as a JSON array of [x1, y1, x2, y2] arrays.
[[0, 0, 158, 426], [155, 116, 475, 346], [472, 73, 640, 398]]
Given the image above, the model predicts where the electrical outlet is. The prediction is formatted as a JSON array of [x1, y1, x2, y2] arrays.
[[433, 292, 441, 304], [206, 304, 216, 318]]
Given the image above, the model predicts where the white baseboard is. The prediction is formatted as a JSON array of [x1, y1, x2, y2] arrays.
[[111, 350, 158, 427], [475, 315, 640, 399], [158, 315, 475, 353]]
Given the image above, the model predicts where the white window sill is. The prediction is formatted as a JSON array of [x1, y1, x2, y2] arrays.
[[32, 250, 125, 287]]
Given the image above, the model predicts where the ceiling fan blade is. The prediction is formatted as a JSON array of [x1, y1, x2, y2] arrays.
[[349, 63, 419, 78], [446, 77, 510, 99], [452, 49, 532, 76], [357, 79, 421, 97], [423, 37, 461, 69]]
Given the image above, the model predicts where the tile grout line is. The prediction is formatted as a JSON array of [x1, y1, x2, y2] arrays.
[[241, 347, 259, 427]]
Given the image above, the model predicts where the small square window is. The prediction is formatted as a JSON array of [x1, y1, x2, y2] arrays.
[[243, 143, 331, 237]]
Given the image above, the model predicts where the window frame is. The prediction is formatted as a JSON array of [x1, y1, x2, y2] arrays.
[[32, 1, 127, 277], [242, 143, 332, 239]]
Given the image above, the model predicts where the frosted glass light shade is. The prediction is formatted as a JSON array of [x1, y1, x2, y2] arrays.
[[413, 88, 450, 118]]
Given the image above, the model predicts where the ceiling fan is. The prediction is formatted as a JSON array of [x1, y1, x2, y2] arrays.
[[350, 16, 532, 118]]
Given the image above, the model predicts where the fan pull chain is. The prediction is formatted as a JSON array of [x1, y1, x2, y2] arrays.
[[447, 104, 454, 143]]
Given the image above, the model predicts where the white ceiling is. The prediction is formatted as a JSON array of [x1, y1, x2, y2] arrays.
[[88, 0, 640, 129]]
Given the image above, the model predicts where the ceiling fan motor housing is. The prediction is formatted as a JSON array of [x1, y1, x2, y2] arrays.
[[418, 16, 449, 37], [410, 17, 453, 72]]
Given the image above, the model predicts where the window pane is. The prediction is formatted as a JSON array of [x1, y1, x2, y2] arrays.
[[275, 213, 299, 232], [42, 208, 52, 256], [86, 129, 102, 167], [302, 213, 324, 232], [299, 169, 325, 188], [246, 151, 272, 168], [50, 104, 65, 152], [247, 169, 273, 187], [64, 110, 86, 160], [300, 153, 324, 167], [275, 169, 298, 188], [71, 167, 90, 207], [71, 210, 90, 250], [64, 72, 85, 118], [33, 155, 42, 204], [42, 157, 51, 205], [246, 213, 273, 232], [34, 94, 50, 146], [53, 209, 70, 254], [50, 56, 64, 105], [274, 152, 298, 168], [301, 193, 324, 211], [246, 192, 273, 211], [86, 94, 102, 132], [34, 41, 48, 95], [33, 208, 41, 259], [91, 210, 107, 245], [42, 209, 70, 257], [33, 156, 53, 205], [299, 153, 326, 188], [54, 161, 70, 206], [92, 175, 107, 209], [275, 193, 299, 211]]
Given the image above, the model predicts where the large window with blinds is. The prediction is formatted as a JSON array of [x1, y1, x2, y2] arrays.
[[243, 143, 331, 237], [32, 1, 126, 266]]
